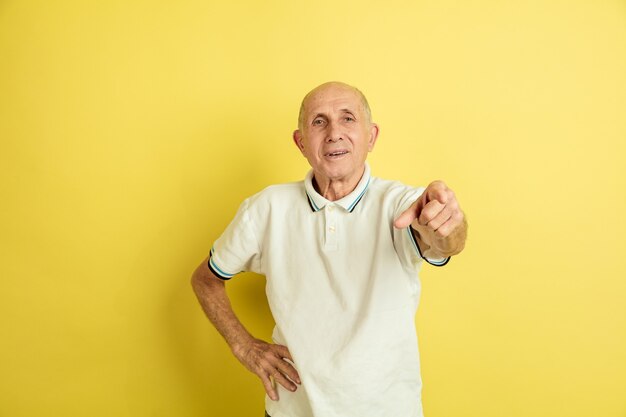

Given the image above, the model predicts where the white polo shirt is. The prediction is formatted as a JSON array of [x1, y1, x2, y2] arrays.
[[209, 164, 448, 417]]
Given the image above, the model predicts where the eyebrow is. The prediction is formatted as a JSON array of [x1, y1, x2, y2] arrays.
[[312, 109, 356, 119]]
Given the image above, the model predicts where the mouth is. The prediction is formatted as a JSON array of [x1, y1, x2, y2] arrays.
[[324, 150, 349, 158]]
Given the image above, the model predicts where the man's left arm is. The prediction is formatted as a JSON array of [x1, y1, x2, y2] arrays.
[[394, 180, 467, 260]]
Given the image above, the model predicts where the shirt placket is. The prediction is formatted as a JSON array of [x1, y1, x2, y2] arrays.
[[324, 204, 338, 251]]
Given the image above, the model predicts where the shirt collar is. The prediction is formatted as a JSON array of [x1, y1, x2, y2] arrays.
[[304, 163, 371, 213]]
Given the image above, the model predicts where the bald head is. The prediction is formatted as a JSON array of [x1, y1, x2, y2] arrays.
[[297, 82, 372, 130]]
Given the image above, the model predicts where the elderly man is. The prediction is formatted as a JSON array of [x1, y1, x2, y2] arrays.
[[191, 81, 467, 417]]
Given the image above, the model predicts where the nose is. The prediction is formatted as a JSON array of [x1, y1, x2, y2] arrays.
[[326, 122, 343, 143]]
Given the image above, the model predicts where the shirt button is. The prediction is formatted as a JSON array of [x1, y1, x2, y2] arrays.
[[328, 205, 334, 212], [329, 225, 336, 232]]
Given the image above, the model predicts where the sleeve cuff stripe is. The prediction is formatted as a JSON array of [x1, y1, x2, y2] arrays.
[[406, 227, 420, 255], [208, 256, 235, 280], [426, 257, 450, 267], [406, 227, 450, 267]]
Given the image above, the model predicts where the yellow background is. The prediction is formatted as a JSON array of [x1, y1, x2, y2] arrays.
[[1, 1, 625, 416]]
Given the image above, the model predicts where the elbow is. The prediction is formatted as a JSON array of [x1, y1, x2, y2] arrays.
[[190, 269, 200, 293], [190, 258, 224, 293], [190, 264, 205, 293]]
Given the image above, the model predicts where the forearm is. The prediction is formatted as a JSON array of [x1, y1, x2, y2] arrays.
[[190, 258, 301, 399], [191, 260, 254, 355]]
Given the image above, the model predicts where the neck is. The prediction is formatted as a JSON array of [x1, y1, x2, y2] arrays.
[[313, 166, 365, 201]]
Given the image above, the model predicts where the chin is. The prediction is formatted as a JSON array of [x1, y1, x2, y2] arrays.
[[320, 164, 358, 182]]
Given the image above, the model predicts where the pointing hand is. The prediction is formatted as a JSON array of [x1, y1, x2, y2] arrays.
[[394, 180, 464, 240]]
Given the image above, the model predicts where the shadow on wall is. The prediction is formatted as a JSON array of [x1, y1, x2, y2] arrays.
[[164, 268, 273, 413], [160, 110, 279, 414]]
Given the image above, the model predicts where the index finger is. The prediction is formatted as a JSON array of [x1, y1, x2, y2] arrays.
[[273, 345, 301, 384], [394, 200, 421, 229], [274, 344, 294, 362]]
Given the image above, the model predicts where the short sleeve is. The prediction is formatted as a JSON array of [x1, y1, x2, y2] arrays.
[[392, 186, 450, 268], [208, 198, 263, 280]]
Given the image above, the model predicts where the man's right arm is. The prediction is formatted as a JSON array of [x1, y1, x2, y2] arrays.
[[190, 257, 301, 400]]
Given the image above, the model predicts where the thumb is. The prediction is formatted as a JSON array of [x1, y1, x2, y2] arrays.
[[393, 200, 419, 229]]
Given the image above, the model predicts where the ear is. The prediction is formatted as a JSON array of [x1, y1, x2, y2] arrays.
[[367, 123, 379, 152], [293, 130, 305, 153]]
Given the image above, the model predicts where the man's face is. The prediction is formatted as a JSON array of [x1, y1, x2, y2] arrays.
[[293, 84, 379, 185]]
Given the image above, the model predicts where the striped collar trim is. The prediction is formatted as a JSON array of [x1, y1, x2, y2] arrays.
[[303, 163, 372, 213]]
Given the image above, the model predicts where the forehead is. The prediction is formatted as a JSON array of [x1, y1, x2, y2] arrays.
[[303, 86, 364, 117]]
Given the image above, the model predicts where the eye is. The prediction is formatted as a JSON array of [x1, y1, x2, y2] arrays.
[[312, 118, 325, 126], [344, 116, 355, 122]]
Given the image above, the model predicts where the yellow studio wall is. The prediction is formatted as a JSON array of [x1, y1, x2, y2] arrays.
[[1, 0, 625, 416]]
